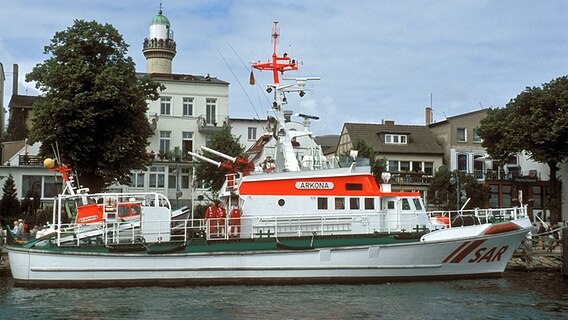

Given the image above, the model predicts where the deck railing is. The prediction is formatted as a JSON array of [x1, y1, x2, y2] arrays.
[[43, 204, 528, 247]]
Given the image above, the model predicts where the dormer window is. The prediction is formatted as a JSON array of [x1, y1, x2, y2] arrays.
[[385, 134, 408, 144]]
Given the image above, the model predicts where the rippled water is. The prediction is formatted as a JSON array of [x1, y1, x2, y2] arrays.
[[1, 272, 567, 319]]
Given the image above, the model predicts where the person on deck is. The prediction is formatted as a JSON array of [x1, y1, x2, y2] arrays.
[[217, 202, 227, 237], [12, 220, 21, 239], [205, 202, 219, 237], [229, 199, 242, 238]]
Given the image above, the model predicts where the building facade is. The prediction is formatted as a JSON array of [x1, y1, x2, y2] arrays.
[[337, 121, 445, 202], [427, 108, 553, 220]]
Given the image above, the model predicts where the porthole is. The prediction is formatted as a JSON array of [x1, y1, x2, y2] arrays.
[[278, 199, 285, 206]]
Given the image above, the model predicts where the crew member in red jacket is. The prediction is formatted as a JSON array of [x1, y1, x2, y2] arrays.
[[205, 202, 218, 237], [229, 199, 242, 238], [217, 202, 227, 237]]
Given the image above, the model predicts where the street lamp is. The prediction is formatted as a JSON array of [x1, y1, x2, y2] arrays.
[[449, 171, 467, 211]]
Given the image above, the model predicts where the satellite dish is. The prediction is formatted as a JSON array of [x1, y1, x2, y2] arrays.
[[381, 172, 391, 183]]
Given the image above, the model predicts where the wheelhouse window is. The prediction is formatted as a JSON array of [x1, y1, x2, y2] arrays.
[[334, 197, 345, 210], [160, 96, 171, 115], [412, 198, 423, 211], [385, 134, 408, 144], [457, 128, 467, 142], [401, 198, 411, 210], [346, 183, 363, 191], [317, 197, 328, 210], [350, 198, 360, 210], [182, 97, 194, 116], [364, 198, 374, 210]]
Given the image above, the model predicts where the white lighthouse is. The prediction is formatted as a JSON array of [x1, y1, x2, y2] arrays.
[[143, 7, 176, 74]]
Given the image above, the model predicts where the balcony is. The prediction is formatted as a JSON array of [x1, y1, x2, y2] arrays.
[[197, 116, 222, 133], [389, 172, 433, 185], [18, 155, 43, 167]]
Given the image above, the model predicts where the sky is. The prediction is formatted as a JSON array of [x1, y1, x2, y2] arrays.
[[1, 0, 566, 135]]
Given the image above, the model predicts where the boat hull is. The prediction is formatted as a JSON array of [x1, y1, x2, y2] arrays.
[[7, 228, 529, 287]]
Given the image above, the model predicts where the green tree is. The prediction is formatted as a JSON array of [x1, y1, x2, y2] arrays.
[[0, 175, 21, 220], [427, 167, 488, 211], [26, 20, 164, 192], [194, 124, 245, 192], [349, 139, 387, 185], [477, 76, 568, 224]]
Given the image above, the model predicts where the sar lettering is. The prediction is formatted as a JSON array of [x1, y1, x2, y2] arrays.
[[468, 245, 509, 263]]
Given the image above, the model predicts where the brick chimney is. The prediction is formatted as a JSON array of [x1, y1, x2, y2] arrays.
[[425, 106, 432, 125], [12, 64, 18, 95]]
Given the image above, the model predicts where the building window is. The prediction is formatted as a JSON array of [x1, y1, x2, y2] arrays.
[[385, 134, 408, 144], [247, 127, 257, 140], [457, 128, 467, 142], [489, 184, 499, 208], [181, 168, 190, 189], [129, 172, 145, 188], [317, 197, 328, 210], [412, 161, 422, 172], [206, 98, 217, 124], [22, 175, 60, 199], [400, 161, 410, 172], [160, 97, 171, 115], [502, 185, 512, 207], [388, 160, 399, 172], [182, 97, 194, 116], [182, 131, 193, 160], [159, 131, 171, 154], [205, 134, 213, 147], [423, 162, 434, 175], [149, 167, 166, 188], [472, 128, 482, 143], [457, 154, 468, 172], [473, 155, 485, 179], [532, 185, 542, 209], [168, 167, 177, 189]]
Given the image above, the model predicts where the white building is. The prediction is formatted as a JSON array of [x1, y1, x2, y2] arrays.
[[117, 9, 229, 209]]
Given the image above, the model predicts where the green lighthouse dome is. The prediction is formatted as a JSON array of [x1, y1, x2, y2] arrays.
[[151, 9, 170, 26]]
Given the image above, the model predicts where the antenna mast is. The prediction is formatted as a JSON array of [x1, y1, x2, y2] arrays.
[[252, 21, 298, 84]]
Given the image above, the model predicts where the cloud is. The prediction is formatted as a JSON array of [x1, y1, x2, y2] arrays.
[[1, 0, 566, 135]]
